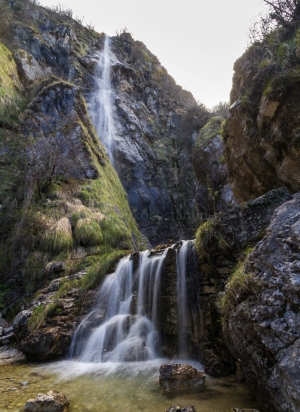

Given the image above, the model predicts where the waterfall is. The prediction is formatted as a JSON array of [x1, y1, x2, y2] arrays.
[[177, 240, 191, 357], [70, 249, 170, 363], [70, 241, 195, 363], [90, 35, 115, 164]]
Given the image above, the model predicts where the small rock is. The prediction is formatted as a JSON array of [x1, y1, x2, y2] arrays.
[[22, 381, 29, 386], [23, 390, 70, 412], [231, 409, 260, 412], [0, 317, 9, 328], [159, 364, 205, 393], [165, 407, 196, 412], [4, 326, 14, 334], [165, 407, 181, 412]]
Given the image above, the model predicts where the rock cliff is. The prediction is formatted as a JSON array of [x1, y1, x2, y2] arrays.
[[224, 37, 300, 201], [1, 0, 210, 246], [194, 188, 292, 380], [0, 0, 213, 359], [224, 193, 300, 411], [88, 33, 209, 245], [0, 1, 143, 323]]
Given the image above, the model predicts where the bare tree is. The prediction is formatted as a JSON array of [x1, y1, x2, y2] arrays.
[[263, 0, 300, 29]]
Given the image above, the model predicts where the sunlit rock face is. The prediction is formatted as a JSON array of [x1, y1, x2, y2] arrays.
[[224, 46, 300, 202]]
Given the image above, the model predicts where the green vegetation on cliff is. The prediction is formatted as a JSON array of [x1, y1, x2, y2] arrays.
[[0, 43, 25, 127], [0, 32, 142, 315], [195, 117, 225, 148]]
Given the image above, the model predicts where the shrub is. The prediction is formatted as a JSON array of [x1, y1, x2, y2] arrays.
[[195, 218, 228, 259]]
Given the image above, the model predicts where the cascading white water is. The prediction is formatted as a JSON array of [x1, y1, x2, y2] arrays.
[[89, 35, 115, 164], [70, 249, 169, 363], [177, 240, 191, 357]]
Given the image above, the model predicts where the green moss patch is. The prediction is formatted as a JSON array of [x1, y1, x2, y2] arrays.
[[0, 43, 25, 126], [219, 247, 262, 327], [196, 116, 225, 148], [195, 218, 228, 260]]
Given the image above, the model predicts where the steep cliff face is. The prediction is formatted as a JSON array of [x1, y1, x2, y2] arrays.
[[2, 1, 210, 247], [0, 0, 212, 357], [194, 188, 292, 378], [224, 37, 300, 201], [207, 24, 300, 410], [0, 1, 144, 322], [89, 34, 208, 245], [193, 116, 237, 217], [224, 193, 300, 412]]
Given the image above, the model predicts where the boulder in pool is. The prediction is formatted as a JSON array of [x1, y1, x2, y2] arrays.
[[159, 364, 205, 393], [23, 390, 70, 411]]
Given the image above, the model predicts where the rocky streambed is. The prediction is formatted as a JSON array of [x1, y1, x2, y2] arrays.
[[0, 360, 259, 412]]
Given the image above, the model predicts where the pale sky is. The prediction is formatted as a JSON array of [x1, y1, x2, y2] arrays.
[[38, 0, 265, 108]]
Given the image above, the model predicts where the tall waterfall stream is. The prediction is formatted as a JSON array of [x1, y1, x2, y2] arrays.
[[89, 35, 116, 165]]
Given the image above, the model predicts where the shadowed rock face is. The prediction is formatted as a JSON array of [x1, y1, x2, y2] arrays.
[[195, 188, 292, 378], [157, 242, 201, 359], [21, 80, 104, 182], [226, 193, 300, 412], [193, 132, 238, 217]]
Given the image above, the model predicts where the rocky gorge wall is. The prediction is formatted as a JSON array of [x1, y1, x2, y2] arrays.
[[216, 28, 300, 410], [2, 2, 300, 411]]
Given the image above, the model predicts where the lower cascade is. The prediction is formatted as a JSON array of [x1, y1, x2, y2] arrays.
[[70, 240, 194, 363]]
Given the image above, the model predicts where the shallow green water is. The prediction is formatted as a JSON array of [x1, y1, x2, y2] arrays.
[[0, 360, 259, 412]]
